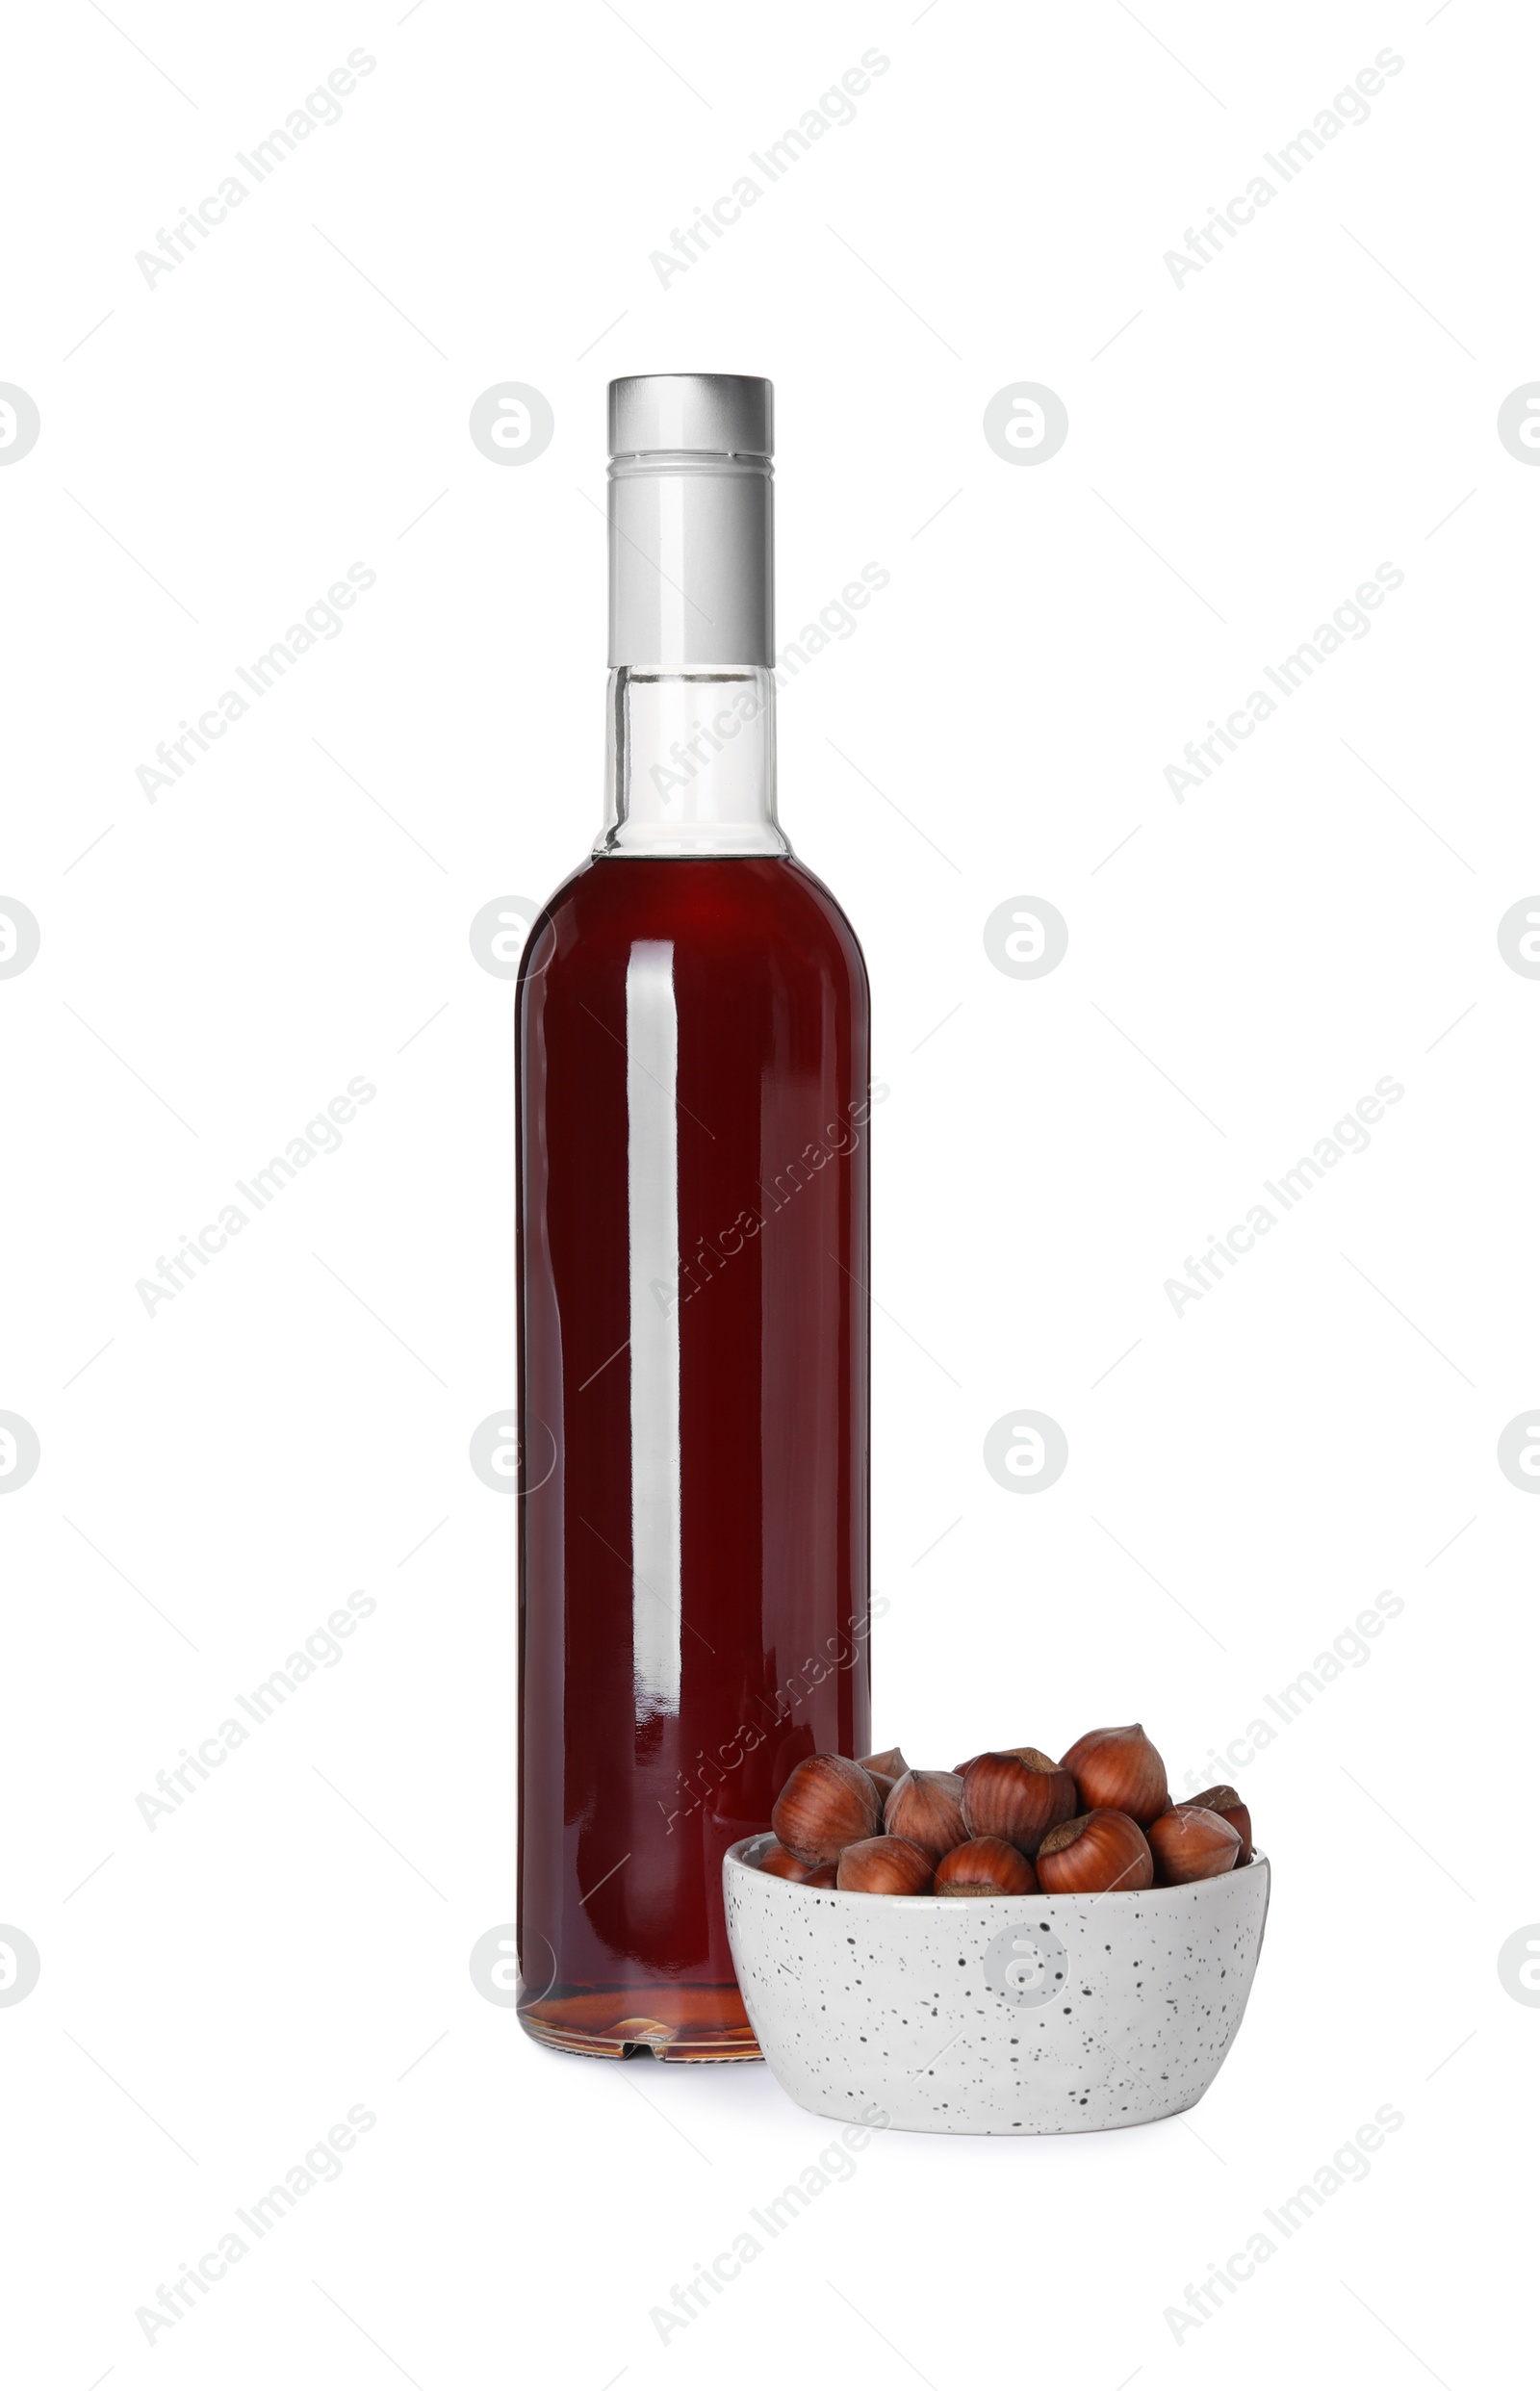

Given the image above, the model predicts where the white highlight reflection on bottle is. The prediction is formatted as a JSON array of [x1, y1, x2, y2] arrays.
[[626, 939, 682, 1718]]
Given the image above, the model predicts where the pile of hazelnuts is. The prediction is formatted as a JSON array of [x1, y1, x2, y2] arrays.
[[760, 1725, 1253, 1894]]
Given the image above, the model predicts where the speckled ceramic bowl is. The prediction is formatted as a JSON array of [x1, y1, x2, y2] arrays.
[[724, 1835, 1270, 2135]]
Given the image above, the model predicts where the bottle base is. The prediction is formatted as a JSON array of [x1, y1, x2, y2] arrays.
[[519, 1985, 762, 2063]]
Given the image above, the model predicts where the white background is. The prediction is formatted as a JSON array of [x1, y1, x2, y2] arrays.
[[3, 0, 1535, 2383]]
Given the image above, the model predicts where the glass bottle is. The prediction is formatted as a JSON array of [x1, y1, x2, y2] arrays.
[[516, 375, 872, 2059]]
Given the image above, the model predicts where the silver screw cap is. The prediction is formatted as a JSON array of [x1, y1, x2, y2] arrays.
[[609, 373, 773, 458], [606, 374, 775, 668]]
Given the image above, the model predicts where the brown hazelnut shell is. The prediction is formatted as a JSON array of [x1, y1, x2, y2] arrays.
[[1147, 1804, 1242, 1885], [883, 1769, 969, 1859], [757, 1840, 813, 1881], [955, 1744, 1043, 1778], [961, 1750, 1077, 1855], [771, 1753, 882, 1864], [835, 1836, 935, 1894], [1036, 1808, 1154, 1893], [1059, 1724, 1169, 1827], [934, 1837, 1039, 1896], [1187, 1784, 1253, 1863]]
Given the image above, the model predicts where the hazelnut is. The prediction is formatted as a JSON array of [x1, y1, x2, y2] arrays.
[[1187, 1784, 1253, 1863], [802, 1862, 838, 1888], [934, 1837, 1039, 1896], [1147, 1804, 1242, 1885], [958, 1743, 1053, 1774], [771, 1753, 882, 1864], [835, 1835, 935, 1894], [961, 1750, 1077, 1855], [859, 1746, 911, 1781], [1060, 1724, 1168, 1826], [1036, 1809, 1154, 1893], [757, 1840, 813, 1881], [883, 1769, 969, 1859]]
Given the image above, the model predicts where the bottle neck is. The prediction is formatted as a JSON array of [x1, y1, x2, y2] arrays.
[[595, 668, 790, 859]]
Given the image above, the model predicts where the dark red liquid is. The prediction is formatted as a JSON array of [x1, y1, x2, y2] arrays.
[[516, 856, 870, 2058]]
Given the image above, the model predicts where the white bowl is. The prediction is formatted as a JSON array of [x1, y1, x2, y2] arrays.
[[724, 1835, 1270, 2136]]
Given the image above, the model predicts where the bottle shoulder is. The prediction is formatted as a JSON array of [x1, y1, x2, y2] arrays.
[[521, 856, 867, 991]]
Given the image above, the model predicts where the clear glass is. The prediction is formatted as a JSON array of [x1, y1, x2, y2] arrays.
[[596, 669, 790, 857]]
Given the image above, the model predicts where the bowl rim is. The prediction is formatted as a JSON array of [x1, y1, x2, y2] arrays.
[[725, 1829, 1269, 1904]]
